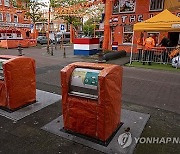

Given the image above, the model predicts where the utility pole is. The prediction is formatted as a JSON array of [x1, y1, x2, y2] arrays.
[[47, 4, 51, 53], [94, 20, 96, 38]]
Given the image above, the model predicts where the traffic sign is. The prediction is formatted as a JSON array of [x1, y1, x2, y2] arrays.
[[60, 24, 65, 31], [30, 24, 34, 29]]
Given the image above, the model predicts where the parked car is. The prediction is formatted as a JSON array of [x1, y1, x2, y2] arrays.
[[56, 32, 70, 44], [37, 36, 53, 45], [37, 36, 48, 45]]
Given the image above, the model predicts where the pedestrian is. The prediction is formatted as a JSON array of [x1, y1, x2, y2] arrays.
[[159, 37, 170, 63], [143, 34, 155, 65], [159, 37, 170, 47], [137, 32, 144, 61], [54, 33, 57, 50]]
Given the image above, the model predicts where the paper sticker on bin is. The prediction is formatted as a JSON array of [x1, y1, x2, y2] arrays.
[[70, 68, 100, 100], [0, 55, 36, 110], [61, 62, 123, 142]]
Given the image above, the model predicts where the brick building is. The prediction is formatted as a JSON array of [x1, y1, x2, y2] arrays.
[[103, 0, 180, 52], [0, 0, 36, 48]]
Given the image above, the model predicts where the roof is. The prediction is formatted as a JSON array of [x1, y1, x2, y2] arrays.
[[134, 9, 180, 32]]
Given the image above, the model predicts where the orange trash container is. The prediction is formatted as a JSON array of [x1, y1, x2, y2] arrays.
[[61, 62, 123, 142], [0, 55, 36, 110]]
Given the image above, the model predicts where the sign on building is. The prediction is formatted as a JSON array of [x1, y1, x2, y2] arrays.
[[60, 24, 66, 32]]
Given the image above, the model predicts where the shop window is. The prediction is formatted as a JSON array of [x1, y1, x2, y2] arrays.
[[120, 0, 136, 13], [7, 33, 12, 38], [14, 15, 18, 23], [6, 13, 11, 22], [113, 0, 119, 14], [150, 0, 164, 11], [4, 0, 10, 7], [123, 25, 133, 44], [0, 13, 3, 21]]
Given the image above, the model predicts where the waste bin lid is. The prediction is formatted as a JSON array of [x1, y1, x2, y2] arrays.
[[69, 68, 100, 99]]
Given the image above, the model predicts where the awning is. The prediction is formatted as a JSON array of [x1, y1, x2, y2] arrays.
[[134, 9, 180, 32]]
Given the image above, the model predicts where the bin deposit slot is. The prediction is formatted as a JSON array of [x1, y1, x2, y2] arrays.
[[69, 68, 100, 100]]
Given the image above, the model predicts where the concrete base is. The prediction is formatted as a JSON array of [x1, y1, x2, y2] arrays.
[[42, 109, 150, 154], [0, 90, 61, 121]]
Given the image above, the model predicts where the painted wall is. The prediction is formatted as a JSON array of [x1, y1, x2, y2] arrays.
[[104, 0, 180, 52]]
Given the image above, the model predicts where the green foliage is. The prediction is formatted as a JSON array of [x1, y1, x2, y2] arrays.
[[25, 1, 47, 24], [83, 17, 101, 37], [83, 23, 94, 37]]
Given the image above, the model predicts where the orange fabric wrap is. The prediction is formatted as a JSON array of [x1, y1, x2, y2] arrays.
[[0, 55, 36, 110], [0, 80, 6, 106], [61, 62, 123, 141]]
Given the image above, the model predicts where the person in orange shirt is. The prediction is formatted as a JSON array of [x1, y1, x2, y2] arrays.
[[137, 32, 144, 61], [143, 34, 155, 65]]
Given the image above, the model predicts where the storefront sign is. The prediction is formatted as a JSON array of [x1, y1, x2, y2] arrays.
[[0, 22, 31, 28], [111, 12, 180, 24], [172, 24, 180, 29]]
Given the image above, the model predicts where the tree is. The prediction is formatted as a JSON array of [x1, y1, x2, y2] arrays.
[[25, 0, 46, 24], [50, 0, 87, 43]]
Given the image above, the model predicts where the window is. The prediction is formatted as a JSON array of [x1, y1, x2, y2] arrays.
[[6, 13, 11, 22], [123, 25, 133, 44], [111, 26, 116, 44], [120, 0, 136, 13], [0, 13, 3, 21], [150, 0, 164, 11], [17, 33, 21, 37], [4, 0, 10, 7], [12, 0, 17, 7], [7, 33, 12, 38], [113, 0, 119, 14], [14, 15, 18, 23]]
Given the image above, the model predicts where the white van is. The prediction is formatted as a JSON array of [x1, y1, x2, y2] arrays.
[[56, 32, 70, 43]]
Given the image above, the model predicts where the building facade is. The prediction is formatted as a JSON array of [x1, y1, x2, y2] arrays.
[[103, 0, 180, 52], [0, 0, 35, 48]]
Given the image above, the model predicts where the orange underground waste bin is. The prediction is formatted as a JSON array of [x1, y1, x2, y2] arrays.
[[0, 55, 36, 110], [61, 62, 123, 143]]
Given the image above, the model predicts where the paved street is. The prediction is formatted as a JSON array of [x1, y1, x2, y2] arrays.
[[0, 45, 180, 154]]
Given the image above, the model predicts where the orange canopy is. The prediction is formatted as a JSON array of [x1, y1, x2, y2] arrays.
[[134, 9, 180, 32]]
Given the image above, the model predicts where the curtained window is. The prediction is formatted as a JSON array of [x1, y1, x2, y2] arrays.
[[150, 0, 164, 11], [123, 25, 133, 44]]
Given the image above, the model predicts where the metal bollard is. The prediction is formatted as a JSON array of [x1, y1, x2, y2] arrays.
[[97, 49, 106, 63], [63, 47, 66, 58], [47, 46, 50, 54], [50, 43, 53, 56], [17, 44, 23, 56]]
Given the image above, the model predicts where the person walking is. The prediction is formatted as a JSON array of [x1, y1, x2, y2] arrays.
[[143, 34, 155, 65], [137, 32, 144, 61]]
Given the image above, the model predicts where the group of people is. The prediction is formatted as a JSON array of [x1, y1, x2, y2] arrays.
[[137, 32, 172, 65]]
